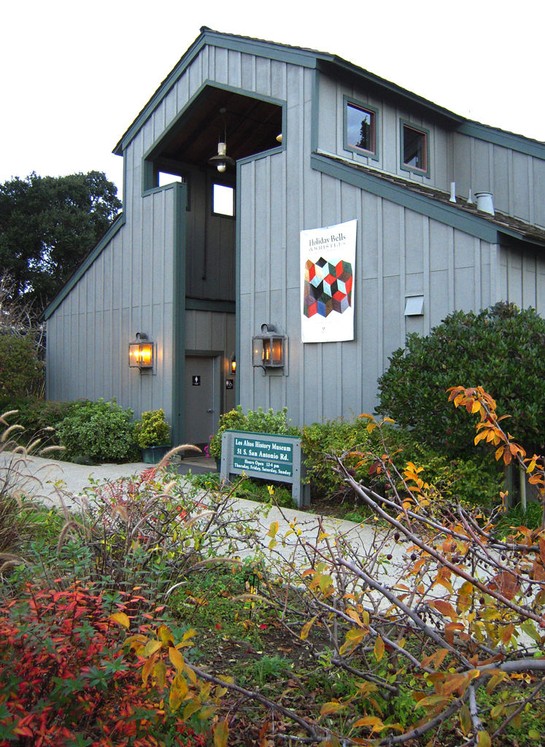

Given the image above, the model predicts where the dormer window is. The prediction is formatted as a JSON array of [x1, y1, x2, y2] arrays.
[[401, 122, 429, 175], [345, 99, 377, 157]]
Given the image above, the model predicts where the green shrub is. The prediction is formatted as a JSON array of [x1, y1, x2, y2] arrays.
[[494, 501, 544, 537], [301, 418, 374, 500], [232, 476, 295, 509], [134, 408, 170, 448], [56, 398, 138, 463], [209, 406, 299, 460], [301, 416, 503, 507], [377, 302, 545, 456], [7, 397, 75, 447], [386, 428, 503, 508], [0, 334, 43, 403]]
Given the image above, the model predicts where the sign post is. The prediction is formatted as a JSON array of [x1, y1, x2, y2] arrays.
[[220, 430, 310, 508]]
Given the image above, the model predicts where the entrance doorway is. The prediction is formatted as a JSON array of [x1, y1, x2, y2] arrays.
[[184, 354, 221, 449]]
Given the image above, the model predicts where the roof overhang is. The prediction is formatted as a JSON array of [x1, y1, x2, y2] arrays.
[[311, 151, 545, 248]]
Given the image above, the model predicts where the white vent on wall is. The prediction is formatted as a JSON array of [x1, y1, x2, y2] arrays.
[[405, 295, 424, 316]]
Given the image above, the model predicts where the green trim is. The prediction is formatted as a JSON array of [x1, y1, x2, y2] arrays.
[[115, 32, 307, 156], [172, 182, 188, 446], [43, 214, 126, 319], [142, 160, 155, 193], [457, 122, 545, 160], [186, 298, 236, 313], [234, 159, 241, 407], [310, 68, 320, 153], [310, 153, 500, 243]]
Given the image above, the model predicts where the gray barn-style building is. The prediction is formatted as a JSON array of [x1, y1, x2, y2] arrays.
[[44, 28, 545, 447]]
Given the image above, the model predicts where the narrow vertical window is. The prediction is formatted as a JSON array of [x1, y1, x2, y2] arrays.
[[402, 123, 428, 174], [212, 183, 234, 217], [346, 101, 377, 156]]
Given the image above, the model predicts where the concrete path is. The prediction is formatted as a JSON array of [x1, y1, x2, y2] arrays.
[[0, 450, 408, 580]]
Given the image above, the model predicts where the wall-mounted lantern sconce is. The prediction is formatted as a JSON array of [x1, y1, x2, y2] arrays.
[[128, 332, 154, 370], [230, 355, 237, 375], [252, 324, 286, 372]]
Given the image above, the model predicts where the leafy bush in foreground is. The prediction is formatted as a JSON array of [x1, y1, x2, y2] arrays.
[[3, 388, 545, 745], [0, 582, 208, 745]]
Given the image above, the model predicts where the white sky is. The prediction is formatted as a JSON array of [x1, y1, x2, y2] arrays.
[[1, 0, 544, 197]]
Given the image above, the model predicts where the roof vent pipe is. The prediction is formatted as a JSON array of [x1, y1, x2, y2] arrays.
[[475, 191, 495, 216]]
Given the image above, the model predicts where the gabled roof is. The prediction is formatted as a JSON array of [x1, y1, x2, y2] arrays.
[[114, 27, 544, 160]]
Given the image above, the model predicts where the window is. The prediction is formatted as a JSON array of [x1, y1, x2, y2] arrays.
[[212, 183, 234, 217], [402, 123, 428, 174], [158, 171, 184, 187], [345, 100, 377, 156]]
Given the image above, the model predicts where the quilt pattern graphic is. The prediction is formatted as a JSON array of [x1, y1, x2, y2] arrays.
[[303, 257, 353, 318]]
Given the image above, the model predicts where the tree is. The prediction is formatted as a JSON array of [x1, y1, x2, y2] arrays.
[[377, 302, 545, 457], [0, 274, 44, 405], [0, 172, 121, 311]]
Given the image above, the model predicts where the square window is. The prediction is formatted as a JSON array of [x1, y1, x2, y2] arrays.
[[402, 124, 428, 173], [346, 101, 376, 155], [212, 183, 234, 217]]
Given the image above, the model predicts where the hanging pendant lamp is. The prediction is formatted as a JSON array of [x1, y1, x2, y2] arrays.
[[208, 108, 235, 173]]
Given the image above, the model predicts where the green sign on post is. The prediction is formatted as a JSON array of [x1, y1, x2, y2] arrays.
[[220, 430, 309, 507]]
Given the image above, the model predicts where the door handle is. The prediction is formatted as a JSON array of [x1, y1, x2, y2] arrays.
[[207, 409, 214, 413]]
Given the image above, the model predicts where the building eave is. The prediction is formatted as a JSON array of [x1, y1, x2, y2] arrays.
[[311, 151, 545, 248], [113, 28, 545, 162]]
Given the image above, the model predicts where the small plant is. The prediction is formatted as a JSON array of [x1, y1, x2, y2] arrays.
[[67, 467, 259, 596], [134, 408, 171, 449], [247, 654, 293, 688], [232, 478, 295, 509]]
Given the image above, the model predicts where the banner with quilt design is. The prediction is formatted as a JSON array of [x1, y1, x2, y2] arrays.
[[300, 219, 357, 342]]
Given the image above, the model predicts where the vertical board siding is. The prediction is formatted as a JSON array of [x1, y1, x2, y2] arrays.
[[47, 186, 178, 425], [318, 66, 545, 228], [48, 39, 545, 436], [453, 133, 545, 229], [241, 116, 514, 426]]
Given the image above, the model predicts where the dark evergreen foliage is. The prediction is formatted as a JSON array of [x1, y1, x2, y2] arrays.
[[377, 302, 545, 455], [0, 171, 121, 311]]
